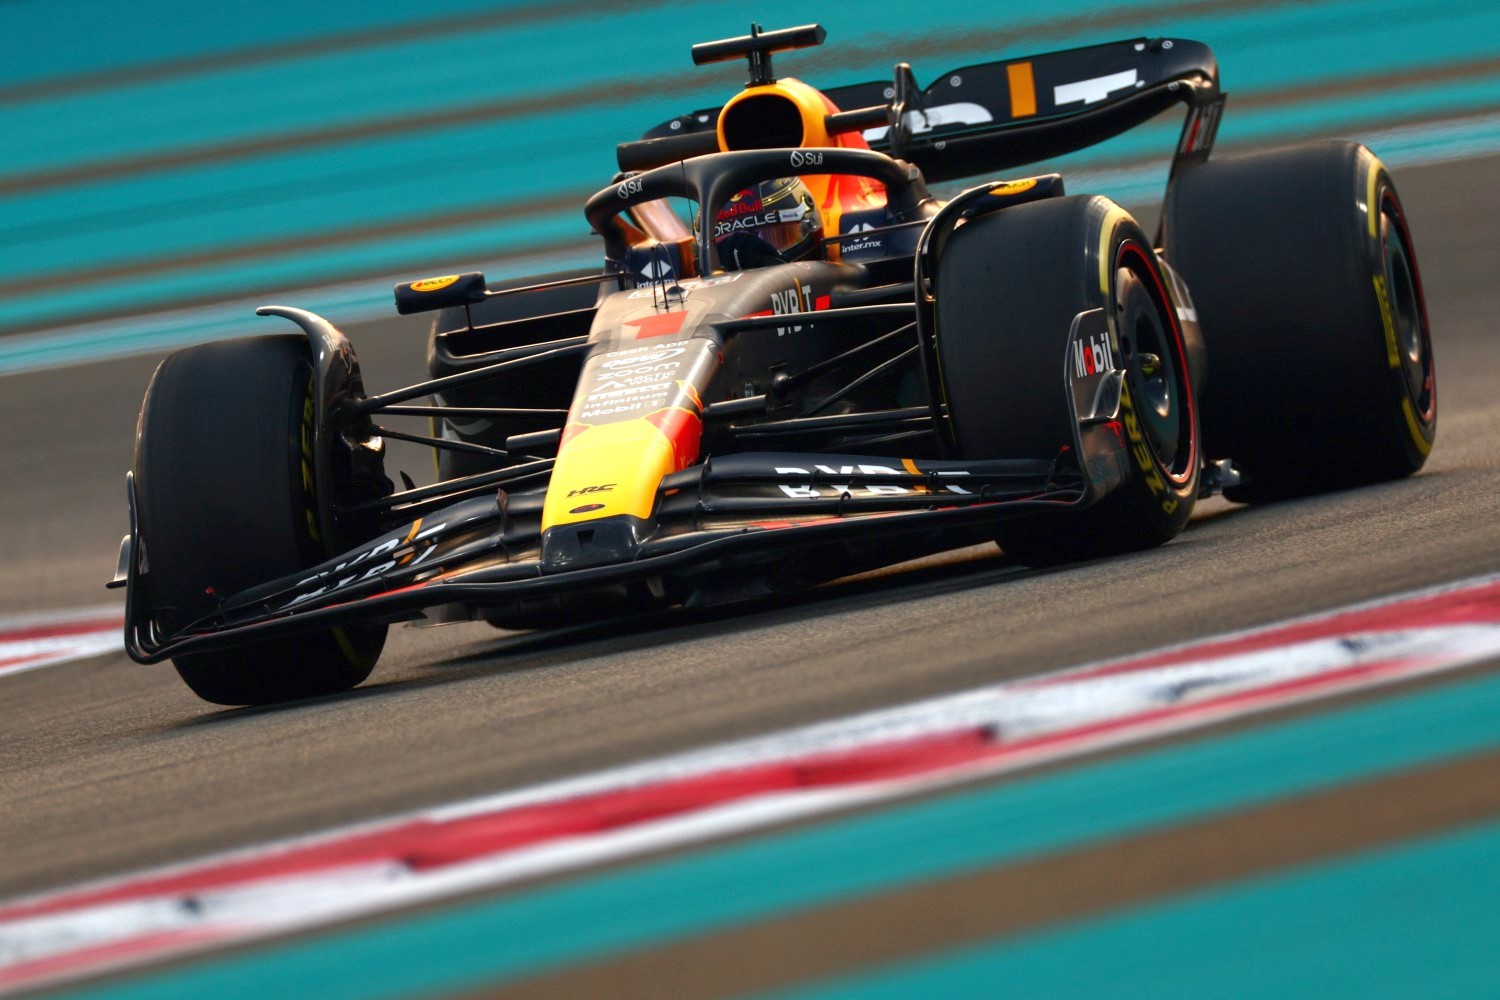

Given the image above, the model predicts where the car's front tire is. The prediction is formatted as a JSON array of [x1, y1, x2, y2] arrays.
[[134, 335, 385, 706]]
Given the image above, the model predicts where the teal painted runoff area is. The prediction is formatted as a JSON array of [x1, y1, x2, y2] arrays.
[[2, 0, 1500, 345], [778, 818, 1500, 1000], [0, 0, 556, 89], [58, 668, 1500, 1000]]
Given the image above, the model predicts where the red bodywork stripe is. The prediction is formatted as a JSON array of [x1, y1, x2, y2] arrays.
[[625, 311, 688, 340], [643, 407, 704, 470]]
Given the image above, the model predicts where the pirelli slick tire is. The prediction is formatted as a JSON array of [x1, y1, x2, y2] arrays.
[[936, 196, 1200, 566], [134, 335, 385, 706], [1164, 141, 1436, 501]]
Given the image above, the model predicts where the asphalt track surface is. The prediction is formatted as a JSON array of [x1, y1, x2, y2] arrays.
[[2, 153, 1499, 987]]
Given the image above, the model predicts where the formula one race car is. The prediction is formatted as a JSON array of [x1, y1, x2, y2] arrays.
[[114, 25, 1436, 705]]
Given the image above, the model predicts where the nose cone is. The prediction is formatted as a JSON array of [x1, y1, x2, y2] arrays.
[[540, 515, 644, 572], [540, 417, 687, 530]]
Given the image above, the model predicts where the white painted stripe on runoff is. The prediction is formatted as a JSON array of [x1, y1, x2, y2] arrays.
[[1057, 110, 1500, 208], [426, 619, 1500, 822], [0, 606, 122, 678], [6, 572, 1500, 990], [0, 604, 121, 631], [0, 789, 880, 984], [1361, 109, 1500, 167]]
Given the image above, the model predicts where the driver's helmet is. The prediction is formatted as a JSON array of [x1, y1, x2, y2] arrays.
[[713, 177, 824, 270]]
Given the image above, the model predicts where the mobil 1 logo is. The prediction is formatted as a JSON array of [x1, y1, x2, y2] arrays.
[[1074, 329, 1112, 377], [1068, 307, 1123, 423]]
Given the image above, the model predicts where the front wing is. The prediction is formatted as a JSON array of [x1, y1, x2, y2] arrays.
[[119, 451, 1102, 663]]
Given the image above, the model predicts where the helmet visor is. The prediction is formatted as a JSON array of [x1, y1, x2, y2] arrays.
[[713, 179, 821, 259]]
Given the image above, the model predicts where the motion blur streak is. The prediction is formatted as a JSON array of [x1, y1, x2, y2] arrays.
[[27, 667, 1500, 999], [7, 573, 1500, 993], [2, 0, 1499, 341], [3, 3, 1499, 998], [0, 609, 120, 678]]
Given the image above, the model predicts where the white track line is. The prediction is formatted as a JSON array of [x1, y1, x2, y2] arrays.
[[0, 606, 122, 679]]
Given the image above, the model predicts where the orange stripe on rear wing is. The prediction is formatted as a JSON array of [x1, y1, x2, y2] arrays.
[[1007, 62, 1037, 118]]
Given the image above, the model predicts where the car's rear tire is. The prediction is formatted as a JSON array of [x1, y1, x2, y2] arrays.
[[1163, 141, 1435, 500], [134, 335, 385, 706], [936, 196, 1200, 566]]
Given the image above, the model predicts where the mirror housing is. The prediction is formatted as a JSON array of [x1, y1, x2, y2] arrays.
[[394, 271, 487, 315]]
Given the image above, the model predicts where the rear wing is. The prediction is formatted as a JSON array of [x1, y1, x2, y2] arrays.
[[620, 36, 1225, 184]]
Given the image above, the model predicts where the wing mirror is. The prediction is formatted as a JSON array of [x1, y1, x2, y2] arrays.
[[393, 271, 487, 315]]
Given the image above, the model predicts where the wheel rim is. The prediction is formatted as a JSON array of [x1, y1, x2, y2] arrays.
[[1380, 192, 1435, 424], [1114, 243, 1196, 485]]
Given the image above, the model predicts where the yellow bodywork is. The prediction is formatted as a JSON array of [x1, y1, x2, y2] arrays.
[[541, 418, 678, 530]]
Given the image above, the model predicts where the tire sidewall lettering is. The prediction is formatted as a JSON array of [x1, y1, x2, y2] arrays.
[[300, 372, 321, 546], [1106, 222, 1196, 516]]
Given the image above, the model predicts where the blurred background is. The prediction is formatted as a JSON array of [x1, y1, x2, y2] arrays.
[[5, 3, 1500, 996], [3, 0, 1498, 374]]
